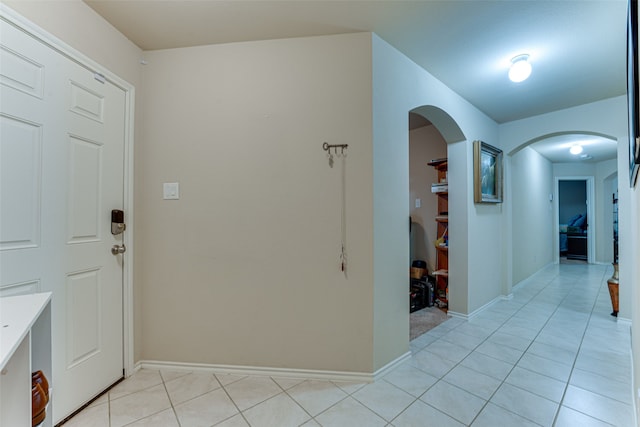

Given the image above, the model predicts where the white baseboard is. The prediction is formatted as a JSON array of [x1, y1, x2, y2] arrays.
[[136, 352, 410, 384], [448, 294, 505, 320], [447, 310, 469, 320], [372, 351, 412, 381]]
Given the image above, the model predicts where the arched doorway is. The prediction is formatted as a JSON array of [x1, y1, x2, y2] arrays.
[[507, 132, 617, 285], [408, 106, 465, 339]]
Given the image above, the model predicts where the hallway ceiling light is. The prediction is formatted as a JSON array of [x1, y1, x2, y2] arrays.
[[570, 144, 584, 155], [508, 54, 532, 82]]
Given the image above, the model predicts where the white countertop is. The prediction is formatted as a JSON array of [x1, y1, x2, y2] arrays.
[[0, 292, 52, 371]]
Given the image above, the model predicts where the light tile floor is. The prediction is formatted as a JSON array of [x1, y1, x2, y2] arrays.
[[63, 264, 635, 426]]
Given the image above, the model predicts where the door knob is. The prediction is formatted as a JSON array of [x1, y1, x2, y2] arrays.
[[111, 244, 126, 255]]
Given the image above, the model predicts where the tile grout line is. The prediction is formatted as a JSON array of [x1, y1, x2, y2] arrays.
[[400, 268, 563, 426], [507, 265, 620, 426], [551, 264, 629, 426], [109, 373, 172, 427], [534, 267, 603, 427], [464, 267, 572, 426], [407, 265, 625, 427], [434, 265, 601, 426], [158, 370, 182, 427], [214, 374, 253, 427], [280, 378, 333, 426]]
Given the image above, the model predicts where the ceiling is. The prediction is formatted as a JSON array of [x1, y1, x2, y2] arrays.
[[85, 0, 628, 163]]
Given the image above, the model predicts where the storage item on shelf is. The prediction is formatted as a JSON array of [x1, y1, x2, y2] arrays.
[[410, 259, 427, 279], [32, 382, 47, 426], [410, 278, 434, 312]]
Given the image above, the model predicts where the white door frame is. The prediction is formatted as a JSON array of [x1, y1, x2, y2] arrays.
[[0, 4, 136, 377], [553, 176, 596, 264]]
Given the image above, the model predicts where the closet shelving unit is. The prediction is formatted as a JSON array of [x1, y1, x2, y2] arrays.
[[0, 293, 52, 427], [429, 158, 448, 311]]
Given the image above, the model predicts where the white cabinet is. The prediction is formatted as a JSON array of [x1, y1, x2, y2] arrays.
[[0, 293, 52, 427]]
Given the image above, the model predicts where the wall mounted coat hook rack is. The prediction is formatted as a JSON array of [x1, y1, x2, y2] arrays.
[[322, 142, 349, 157]]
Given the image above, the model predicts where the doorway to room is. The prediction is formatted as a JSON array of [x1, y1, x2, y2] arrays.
[[557, 178, 594, 264], [408, 110, 448, 339]]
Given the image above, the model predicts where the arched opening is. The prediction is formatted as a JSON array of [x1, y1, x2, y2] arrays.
[[507, 131, 617, 286], [410, 105, 466, 144], [407, 106, 465, 340]]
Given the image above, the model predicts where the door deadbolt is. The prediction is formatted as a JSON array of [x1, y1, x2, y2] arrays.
[[111, 244, 126, 255], [111, 209, 126, 235]]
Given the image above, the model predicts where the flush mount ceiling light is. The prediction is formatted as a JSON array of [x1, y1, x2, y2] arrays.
[[570, 144, 584, 155], [508, 54, 532, 82]]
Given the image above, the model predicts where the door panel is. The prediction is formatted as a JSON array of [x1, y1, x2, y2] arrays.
[[0, 114, 42, 250], [0, 19, 126, 422], [68, 134, 102, 242], [0, 42, 45, 98], [69, 81, 105, 123], [66, 268, 102, 368]]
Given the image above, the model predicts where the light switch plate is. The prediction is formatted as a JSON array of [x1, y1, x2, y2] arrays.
[[163, 182, 179, 200]]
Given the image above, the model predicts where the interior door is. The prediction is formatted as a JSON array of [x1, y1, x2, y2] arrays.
[[0, 19, 126, 422]]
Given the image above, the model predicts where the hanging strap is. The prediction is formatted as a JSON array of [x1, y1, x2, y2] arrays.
[[340, 154, 347, 274]]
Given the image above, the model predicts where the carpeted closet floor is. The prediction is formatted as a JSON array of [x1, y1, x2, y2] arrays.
[[410, 306, 450, 340]]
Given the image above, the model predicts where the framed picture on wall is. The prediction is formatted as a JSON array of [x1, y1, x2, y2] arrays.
[[473, 140, 503, 203], [628, 0, 640, 187]]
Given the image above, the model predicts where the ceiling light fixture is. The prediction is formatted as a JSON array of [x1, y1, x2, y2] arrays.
[[508, 54, 532, 82], [570, 144, 583, 155]]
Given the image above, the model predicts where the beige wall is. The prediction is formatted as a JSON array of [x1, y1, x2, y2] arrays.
[[511, 147, 554, 284], [137, 33, 375, 372], [409, 125, 447, 271]]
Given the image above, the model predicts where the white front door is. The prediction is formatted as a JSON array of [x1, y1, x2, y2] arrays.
[[0, 18, 126, 422]]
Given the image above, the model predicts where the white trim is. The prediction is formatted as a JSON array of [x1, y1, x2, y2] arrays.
[[0, 4, 136, 377], [139, 360, 371, 383], [554, 178, 560, 264], [372, 351, 412, 381], [136, 352, 411, 384], [586, 176, 596, 264], [446, 311, 469, 320], [448, 294, 503, 320], [122, 88, 135, 378]]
